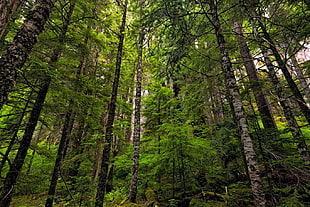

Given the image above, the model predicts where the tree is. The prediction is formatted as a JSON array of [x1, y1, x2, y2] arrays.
[[95, 0, 128, 206], [205, 1, 267, 206], [0, 0, 57, 110], [45, 108, 74, 207], [0, 0, 22, 39], [233, 21, 276, 131], [251, 20, 310, 164], [44, 3, 75, 206], [240, 0, 310, 126], [128, 29, 145, 203], [0, 76, 51, 207]]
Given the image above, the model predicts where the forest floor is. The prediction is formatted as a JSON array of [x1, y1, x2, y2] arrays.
[[11, 194, 67, 207]]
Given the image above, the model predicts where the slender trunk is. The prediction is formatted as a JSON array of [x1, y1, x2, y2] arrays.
[[0, 89, 33, 175], [0, 0, 21, 39], [290, 57, 310, 104], [233, 21, 276, 130], [45, 107, 74, 207], [172, 158, 175, 198], [92, 140, 101, 182], [67, 119, 86, 181], [0, 75, 51, 207], [256, 13, 310, 125], [0, 0, 57, 110], [208, 2, 266, 207], [128, 30, 144, 203], [44, 4, 82, 205], [157, 99, 161, 184], [95, 1, 128, 206], [251, 21, 310, 164]]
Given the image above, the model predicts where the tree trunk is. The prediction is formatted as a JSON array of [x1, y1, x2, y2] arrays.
[[45, 107, 74, 207], [233, 21, 277, 130], [0, 0, 21, 39], [207, 2, 266, 207], [95, 1, 128, 206], [44, 4, 80, 205], [256, 11, 310, 126], [0, 75, 51, 207], [251, 21, 310, 164], [0, 88, 33, 175], [0, 0, 57, 110], [128, 30, 144, 203], [290, 56, 310, 104]]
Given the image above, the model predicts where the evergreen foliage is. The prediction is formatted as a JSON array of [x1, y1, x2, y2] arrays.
[[0, 0, 309, 206]]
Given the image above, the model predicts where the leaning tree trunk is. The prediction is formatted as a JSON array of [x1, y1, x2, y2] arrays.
[[0, 0, 57, 110], [233, 21, 276, 130], [251, 21, 310, 164], [0, 0, 21, 39], [95, 1, 128, 206], [207, 1, 266, 207], [290, 56, 310, 104], [128, 29, 144, 203], [256, 20, 310, 126], [0, 76, 51, 207]]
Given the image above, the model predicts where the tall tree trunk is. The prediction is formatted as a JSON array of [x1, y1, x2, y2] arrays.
[[259, 23, 310, 125], [251, 21, 310, 164], [0, 0, 57, 110], [0, 75, 51, 207], [0, 0, 21, 39], [95, 1, 128, 206], [128, 30, 144, 203], [233, 21, 276, 130], [207, 2, 266, 207], [44, 4, 80, 205], [45, 107, 74, 207]]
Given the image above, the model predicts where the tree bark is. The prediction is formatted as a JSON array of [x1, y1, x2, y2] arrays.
[[128, 30, 144, 203], [0, 0, 57, 110], [207, 2, 266, 207], [0, 75, 51, 207], [233, 21, 277, 130], [95, 1, 128, 206], [0, 0, 21, 39]]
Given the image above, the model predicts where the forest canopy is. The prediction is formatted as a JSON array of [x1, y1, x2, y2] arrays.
[[0, 0, 310, 206]]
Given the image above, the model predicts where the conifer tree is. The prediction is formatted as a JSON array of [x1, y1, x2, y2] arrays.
[[0, 0, 57, 110], [205, 1, 267, 206], [95, 0, 128, 206]]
